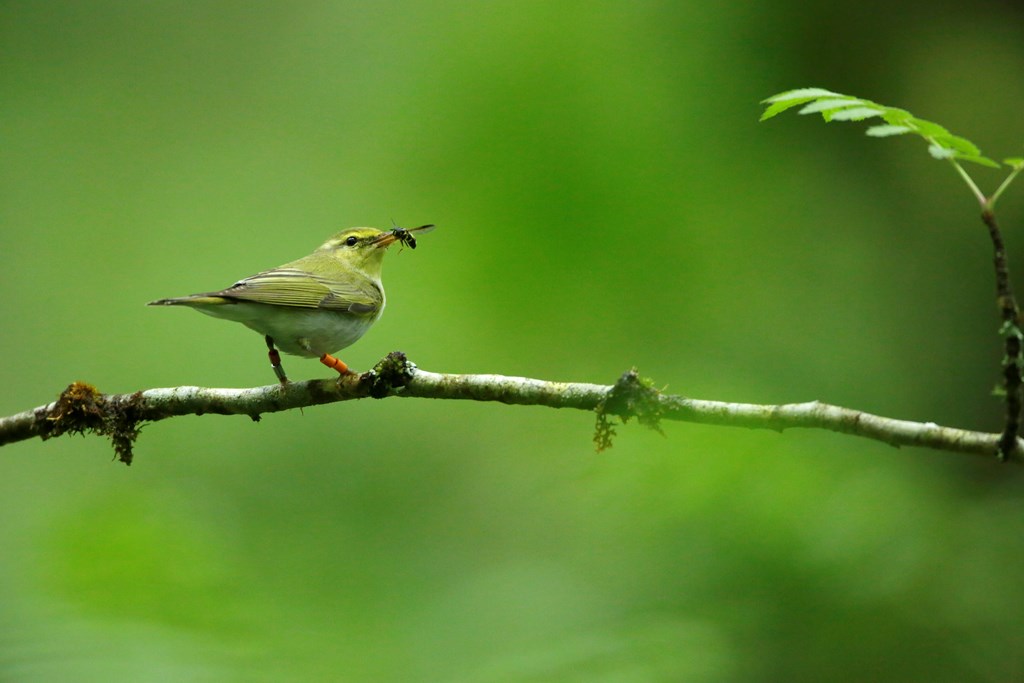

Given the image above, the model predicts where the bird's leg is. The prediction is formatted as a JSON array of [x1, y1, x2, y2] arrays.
[[320, 353, 354, 376], [265, 336, 289, 384]]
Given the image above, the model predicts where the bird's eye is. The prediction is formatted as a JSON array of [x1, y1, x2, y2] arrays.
[[345, 236, 358, 247]]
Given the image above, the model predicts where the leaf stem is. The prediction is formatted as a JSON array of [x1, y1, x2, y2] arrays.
[[949, 159, 987, 207], [990, 165, 1024, 209]]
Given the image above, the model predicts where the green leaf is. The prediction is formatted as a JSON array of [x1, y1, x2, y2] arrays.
[[797, 98, 863, 115], [957, 154, 1001, 169], [928, 144, 956, 160], [760, 99, 813, 121], [909, 118, 951, 138], [827, 106, 884, 122], [866, 124, 912, 137], [1004, 157, 1024, 169], [759, 88, 842, 121], [762, 87, 842, 103], [881, 108, 914, 125], [930, 134, 979, 158]]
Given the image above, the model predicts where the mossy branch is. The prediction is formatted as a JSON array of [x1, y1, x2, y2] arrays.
[[0, 352, 1017, 466]]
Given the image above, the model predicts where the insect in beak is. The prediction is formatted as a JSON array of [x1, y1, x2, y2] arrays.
[[376, 224, 436, 250]]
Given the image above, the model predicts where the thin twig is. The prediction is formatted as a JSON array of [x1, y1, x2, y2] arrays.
[[0, 353, 1016, 465]]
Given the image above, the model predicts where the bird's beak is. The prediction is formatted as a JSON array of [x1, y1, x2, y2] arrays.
[[372, 232, 399, 248]]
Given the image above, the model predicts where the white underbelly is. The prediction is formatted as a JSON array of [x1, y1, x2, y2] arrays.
[[198, 302, 381, 357]]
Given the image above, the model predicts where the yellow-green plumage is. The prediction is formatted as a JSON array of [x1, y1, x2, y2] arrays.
[[149, 226, 429, 359]]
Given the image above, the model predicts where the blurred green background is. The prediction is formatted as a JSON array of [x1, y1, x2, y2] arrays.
[[3, 2, 1024, 681]]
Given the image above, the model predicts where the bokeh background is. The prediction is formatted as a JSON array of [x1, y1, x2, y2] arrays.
[[3, 2, 1024, 680]]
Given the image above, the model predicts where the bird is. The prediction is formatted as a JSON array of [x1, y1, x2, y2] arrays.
[[148, 224, 435, 383]]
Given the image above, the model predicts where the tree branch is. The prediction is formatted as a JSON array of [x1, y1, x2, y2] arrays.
[[0, 352, 1017, 465], [980, 207, 1023, 460]]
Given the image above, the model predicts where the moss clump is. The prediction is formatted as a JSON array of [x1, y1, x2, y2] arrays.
[[593, 369, 665, 452], [40, 381, 143, 465]]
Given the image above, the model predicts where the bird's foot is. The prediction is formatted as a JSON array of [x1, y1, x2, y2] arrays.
[[320, 353, 355, 376]]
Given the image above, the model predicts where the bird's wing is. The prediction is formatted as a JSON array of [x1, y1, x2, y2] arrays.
[[214, 267, 381, 314]]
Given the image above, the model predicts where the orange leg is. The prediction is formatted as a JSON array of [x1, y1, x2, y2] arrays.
[[265, 336, 288, 384], [320, 353, 354, 376]]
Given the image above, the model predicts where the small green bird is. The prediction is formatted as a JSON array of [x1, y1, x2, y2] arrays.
[[149, 224, 435, 383]]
